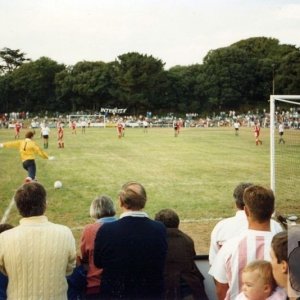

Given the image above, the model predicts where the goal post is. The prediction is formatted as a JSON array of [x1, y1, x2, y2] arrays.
[[270, 95, 300, 195]]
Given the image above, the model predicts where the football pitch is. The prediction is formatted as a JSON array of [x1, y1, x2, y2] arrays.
[[0, 126, 299, 253]]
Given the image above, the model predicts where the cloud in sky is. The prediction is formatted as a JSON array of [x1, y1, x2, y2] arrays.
[[0, 0, 299, 69]]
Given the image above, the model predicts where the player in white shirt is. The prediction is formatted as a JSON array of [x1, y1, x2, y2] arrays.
[[234, 121, 240, 136], [209, 185, 283, 300], [143, 119, 149, 133], [81, 120, 87, 134], [41, 124, 50, 149], [278, 122, 285, 144]]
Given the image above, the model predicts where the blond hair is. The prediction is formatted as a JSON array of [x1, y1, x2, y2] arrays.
[[243, 260, 277, 292]]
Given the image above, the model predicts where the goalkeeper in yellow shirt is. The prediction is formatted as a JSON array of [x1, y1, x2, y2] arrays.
[[0, 131, 54, 182]]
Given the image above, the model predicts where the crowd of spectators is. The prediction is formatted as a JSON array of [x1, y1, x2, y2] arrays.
[[0, 180, 299, 300], [1, 107, 300, 130]]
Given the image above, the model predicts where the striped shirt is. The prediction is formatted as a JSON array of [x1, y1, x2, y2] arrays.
[[209, 211, 283, 265], [209, 229, 277, 300]]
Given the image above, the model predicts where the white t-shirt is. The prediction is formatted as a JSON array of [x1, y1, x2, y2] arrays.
[[209, 229, 277, 300], [278, 124, 284, 133], [41, 127, 50, 136], [234, 122, 240, 129], [209, 210, 283, 265]]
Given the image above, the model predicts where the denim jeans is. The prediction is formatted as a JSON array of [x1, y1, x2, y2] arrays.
[[22, 159, 36, 179]]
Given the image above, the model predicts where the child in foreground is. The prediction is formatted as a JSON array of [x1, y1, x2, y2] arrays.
[[236, 260, 286, 300]]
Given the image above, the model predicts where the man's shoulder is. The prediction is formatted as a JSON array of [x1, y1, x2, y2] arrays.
[[48, 222, 74, 235], [213, 215, 237, 228], [167, 228, 194, 243], [83, 222, 101, 233], [221, 229, 274, 254], [270, 219, 283, 233], [100, 217, 165, 232], [212, 214, 247, 237], [0, 226, 19, 240]]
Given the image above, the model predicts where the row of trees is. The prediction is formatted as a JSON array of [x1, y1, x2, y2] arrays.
[[1, 37, 300, 115]]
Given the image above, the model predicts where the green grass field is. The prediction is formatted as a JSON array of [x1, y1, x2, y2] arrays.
[[0, 126, 299, 253]]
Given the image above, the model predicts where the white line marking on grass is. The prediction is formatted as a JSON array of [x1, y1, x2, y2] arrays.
[[1, 197, 15, 224], [70, 218, 223, 232]]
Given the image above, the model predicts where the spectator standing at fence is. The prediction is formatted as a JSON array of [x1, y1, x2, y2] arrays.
[[78, 195, 117, 299], [155, 208, 209, 300], [209, 185, 279, 300], [278, 122, 285, 144], [0, 182, 76, 300], [94, 181, 167, 299], [209, 182, 282, 265], [0, 130, 54, 182]]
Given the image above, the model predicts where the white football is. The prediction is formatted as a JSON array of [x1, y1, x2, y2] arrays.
[[54, 181, 63, 189]]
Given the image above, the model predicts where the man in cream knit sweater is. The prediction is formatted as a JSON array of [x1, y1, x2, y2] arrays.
[[0, 182, 76, 300]]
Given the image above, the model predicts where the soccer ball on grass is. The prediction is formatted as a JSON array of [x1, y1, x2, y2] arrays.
[[54, 181, 63, 189]]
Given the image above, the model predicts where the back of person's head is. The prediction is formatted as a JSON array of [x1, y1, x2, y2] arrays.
[[119, 181, 147, 210], [14, 182, 46, 217], [154, 209, 180, 228], [272, 231, 288, 263], [287, 226, 300, 293], [0, 223, 14, 233], [243, 185, 274, 222], [90, 195, 116, 219], [243, 260, 277, 292], [233, 182, 253, 209], [25, 131, 35, 139]]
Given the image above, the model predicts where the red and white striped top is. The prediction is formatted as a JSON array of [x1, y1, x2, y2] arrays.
[[209, 229, 277, 300]]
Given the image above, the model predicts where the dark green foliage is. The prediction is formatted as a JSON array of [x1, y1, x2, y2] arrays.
[[0, 37, 300, 115]]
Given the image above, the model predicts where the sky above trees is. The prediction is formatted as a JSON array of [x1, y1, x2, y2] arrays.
[[0, 0, 299, 69]]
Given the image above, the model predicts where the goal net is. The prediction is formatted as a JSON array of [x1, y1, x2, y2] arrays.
[[67, 114, 106, 127], [270, 95, 300, 212]]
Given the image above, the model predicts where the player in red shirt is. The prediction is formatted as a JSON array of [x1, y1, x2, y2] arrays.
[[116, 119, 123, 139], [71, 121, 77, 135], [173, 119, 180, 137], [57, 124, 64, 148], [254, 123, 262, 145], [15, 122, 22, 139]]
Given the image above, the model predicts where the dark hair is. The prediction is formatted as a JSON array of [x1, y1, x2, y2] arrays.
[[271, 231, 288, 263], [0, 223, 14, 233], [233, 182, 253, 209], [119, 181, 147, 210], [154, 209, 180, 228], [243, 185, 274, 222], [25, 131, 35, 139], [14, 182, 47, 217]]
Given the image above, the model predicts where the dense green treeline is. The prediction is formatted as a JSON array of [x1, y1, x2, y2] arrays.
[[1, 37, 300, 115]]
